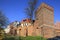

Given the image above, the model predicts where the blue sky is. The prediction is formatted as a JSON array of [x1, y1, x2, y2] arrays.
[[0, 0, 60, 23]]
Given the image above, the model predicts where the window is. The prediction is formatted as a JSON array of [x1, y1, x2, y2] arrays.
[[36, 27, 39, 29], [20, 29, 21, 30], [26, 23, 28, 26], [21, 24, 23, 27]]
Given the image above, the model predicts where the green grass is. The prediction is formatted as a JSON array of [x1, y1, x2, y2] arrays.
[[21, 36, 47, 40], [3, 36, 47, 40]]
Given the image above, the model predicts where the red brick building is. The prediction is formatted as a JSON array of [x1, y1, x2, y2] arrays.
[[5, 3, 60, 38], [34, 3, 54, 38], [54, 22, 60, 36], [17, 19, 34, 37]]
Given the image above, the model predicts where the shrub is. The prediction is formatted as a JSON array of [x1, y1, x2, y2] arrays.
[[3, 36, 15, 40]]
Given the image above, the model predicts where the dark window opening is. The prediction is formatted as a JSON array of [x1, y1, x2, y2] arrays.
[[37, 27, 39, 29], [32, 20, 35, 23], [20, 29, 21, 30]]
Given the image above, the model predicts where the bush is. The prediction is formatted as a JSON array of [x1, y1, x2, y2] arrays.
[[0, 28, 5, 40], [3, 36, 15, 40]]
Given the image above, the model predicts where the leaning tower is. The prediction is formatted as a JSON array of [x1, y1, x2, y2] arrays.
[[34, 3, 54, 38]]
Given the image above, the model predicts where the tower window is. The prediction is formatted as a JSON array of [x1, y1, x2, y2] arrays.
[[20, 29, 21, 30], [36, 27, 39, 29]]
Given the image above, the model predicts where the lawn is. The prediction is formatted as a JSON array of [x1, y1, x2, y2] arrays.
[[3, 36, 47, 40]]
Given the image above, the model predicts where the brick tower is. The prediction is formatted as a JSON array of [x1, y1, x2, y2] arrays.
[[34, 3, 54, 38]]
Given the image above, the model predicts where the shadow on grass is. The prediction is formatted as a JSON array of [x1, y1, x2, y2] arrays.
[[47, 36, 60, 40], [2, 36, 22, 40]]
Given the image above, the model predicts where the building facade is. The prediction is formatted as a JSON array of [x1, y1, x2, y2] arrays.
[[5, 3, 60, 38], [54, 22, 60, 36], [34, 3, 54, 38], [17, 19, 34, 37]]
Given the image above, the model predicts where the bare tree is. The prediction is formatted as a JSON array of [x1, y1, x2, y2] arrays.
[[25, 0, 38, 20], [0, 11, 9, 28], [24, 0, 38, 36], [0, 11, 9, 40]]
